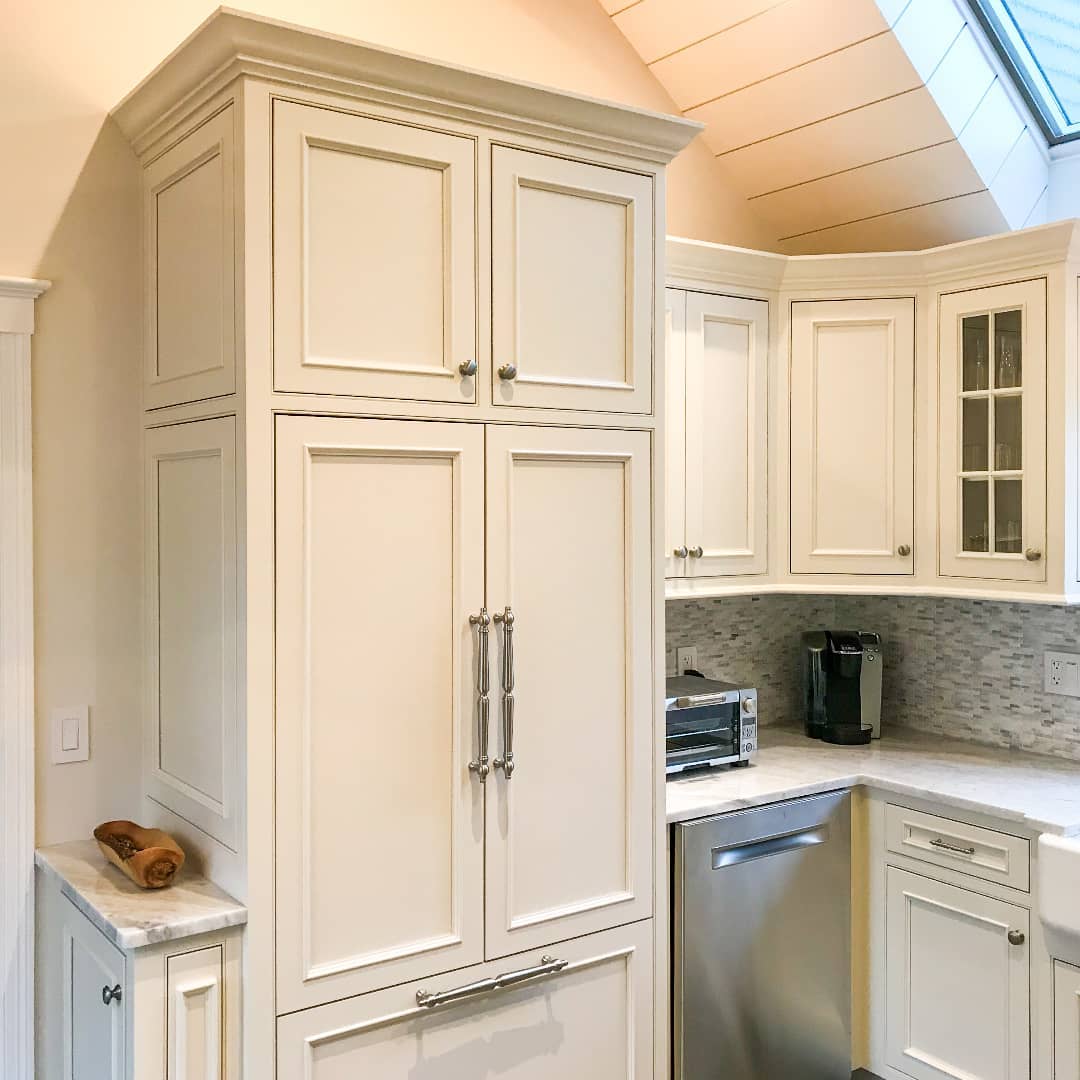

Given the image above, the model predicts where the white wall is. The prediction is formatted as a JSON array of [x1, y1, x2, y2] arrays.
[[0, 0, 773, 847], [1048, 148, 1080, 221]]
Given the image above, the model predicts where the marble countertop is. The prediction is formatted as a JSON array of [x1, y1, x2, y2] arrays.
[[36, 839, 247, 951], [667, 726, 1080, 835]]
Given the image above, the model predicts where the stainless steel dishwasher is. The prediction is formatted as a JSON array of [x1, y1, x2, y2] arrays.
[[673, 790, 852, 1080]]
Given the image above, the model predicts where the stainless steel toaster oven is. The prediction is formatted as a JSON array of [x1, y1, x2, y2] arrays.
[[665, 673, 757, 774]]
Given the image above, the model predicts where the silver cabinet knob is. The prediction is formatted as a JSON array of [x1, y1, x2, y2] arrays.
[[897, 544, 911, 557], [102, 984, 122, 1006], [1025, 548, 1042, 561], [497, 363, 518, 381], [1008, 929, 1026, 946], [458, 359, 477, 377], [673, 546, 688, 559], [689, 546, 704, 559]]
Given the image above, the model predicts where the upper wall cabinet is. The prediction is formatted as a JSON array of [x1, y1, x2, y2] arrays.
[[938, 279, 1047, 583], [273, 101, 478, 404], [143, 107, 237, 410], [790, 298, 916, 576], [491, 147, 654, 413], [666, 288, 768, 579]]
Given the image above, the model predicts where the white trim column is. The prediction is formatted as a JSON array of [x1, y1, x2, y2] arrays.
[[0, 276, 49, 1080]]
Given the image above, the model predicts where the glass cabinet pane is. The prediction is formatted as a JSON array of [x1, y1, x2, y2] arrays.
[[994, 396, 1022, 470], [994, 309, 1022, 389], [962, 314, 990, 391], [962, 479, 989, 552], [994, 477, 1022, 553], [962, 398, 989, 471]]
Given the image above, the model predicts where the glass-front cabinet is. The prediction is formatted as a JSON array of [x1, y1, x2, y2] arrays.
[[939, 279, 1047, 582]]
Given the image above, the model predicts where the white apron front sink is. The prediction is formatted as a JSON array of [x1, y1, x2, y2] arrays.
[[1039, 834, 1080, 964]]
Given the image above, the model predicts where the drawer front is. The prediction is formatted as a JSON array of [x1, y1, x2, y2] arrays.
[[277, 921, 652, 1078], [885, 803, 1030, 891]]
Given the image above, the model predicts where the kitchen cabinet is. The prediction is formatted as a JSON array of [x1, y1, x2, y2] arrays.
[[272, 101, 478, 403], [275, 418, 653, 1009], [665, 288, 769, 579], [938, 279, 1047, 583], [789, 297, 916, 576], [276, 921, 653, 1079], [491, 147, 654, 414], [118, 13, 693, 1076], [885, 866, 1030, 1080], [1055, 961, 1080, 1079], [62, 897, 126, 1080]]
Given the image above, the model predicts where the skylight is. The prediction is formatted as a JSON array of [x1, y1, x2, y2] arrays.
[[970, 0, 1080, 143]]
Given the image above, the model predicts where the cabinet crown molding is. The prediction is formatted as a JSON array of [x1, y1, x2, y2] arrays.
[[111, 7, 702, 160], [669, 219, 1080, 295], [0, 277, 51, 335]]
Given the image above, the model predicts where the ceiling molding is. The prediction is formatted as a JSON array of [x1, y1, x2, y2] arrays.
[[0, 278, 51, 335]]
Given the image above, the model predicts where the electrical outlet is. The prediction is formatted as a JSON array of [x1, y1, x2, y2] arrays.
[[676, 646, 698, 674], [1045, 651, 1080, 698]]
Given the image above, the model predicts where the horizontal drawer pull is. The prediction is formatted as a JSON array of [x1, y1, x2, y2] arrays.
[[929, 838, 977, 856], [712, 826, 829, 870], [416, 955, 568, 1010]]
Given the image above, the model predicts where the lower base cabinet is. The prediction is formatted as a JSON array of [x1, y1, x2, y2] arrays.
[[885, 867, 1030, 1080], [277, 921, 653, 1077], [1056, 962, 1080, 1079]]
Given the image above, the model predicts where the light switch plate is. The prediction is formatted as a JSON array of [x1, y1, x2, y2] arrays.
[[51, 705, 89, 764], [1045, 652, 1080, 698]]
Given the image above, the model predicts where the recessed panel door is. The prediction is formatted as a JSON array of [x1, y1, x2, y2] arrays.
[[273, 101, 478, 402], [491, 146, 654, 413], [684, 292, 769, 577], [275, 415, 485, 1011], [483, 425, 654, 958], [790, 297, 915, 575]]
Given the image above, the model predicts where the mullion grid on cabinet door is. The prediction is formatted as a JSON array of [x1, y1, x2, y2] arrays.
[[958, 307, 1024, 559]]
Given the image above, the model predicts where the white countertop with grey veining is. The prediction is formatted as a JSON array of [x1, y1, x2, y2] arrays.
[[667, 726, 1080, 835], [35, 839, 247, 951]]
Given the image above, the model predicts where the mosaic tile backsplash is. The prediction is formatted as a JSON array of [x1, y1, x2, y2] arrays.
[[666, 594, 1080, 761]]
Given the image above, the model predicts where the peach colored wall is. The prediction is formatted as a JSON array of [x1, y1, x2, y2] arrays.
[[1, 0, 771, 846]]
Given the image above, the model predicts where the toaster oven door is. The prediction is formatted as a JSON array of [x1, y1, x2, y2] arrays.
[[666, 701, 739, 772]]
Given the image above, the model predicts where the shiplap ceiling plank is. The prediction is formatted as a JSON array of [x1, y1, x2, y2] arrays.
[[652, 0, 891, 110], [891, 0, 966, 81], [614, 0, 785, 66], [716, 88, 954, 195], [751, 140, 985, 237], [991, 129, 1048, 227], [960, 79, 1027, 185], [598, 0, 634, 13], [689, 32, 921, 154], [777, 190, 1009, 253], [926, 26, 996, 132]]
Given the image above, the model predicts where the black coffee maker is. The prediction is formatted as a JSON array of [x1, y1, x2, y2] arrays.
[[802, 630, 882, 745]]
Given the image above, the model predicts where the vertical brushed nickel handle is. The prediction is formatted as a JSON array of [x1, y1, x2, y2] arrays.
[[493, 607, 515, 778], [673, 546, 689, 558], [498, 363, 518, 381], [468, 609, 491, 781], [458, 359, 478, 377]]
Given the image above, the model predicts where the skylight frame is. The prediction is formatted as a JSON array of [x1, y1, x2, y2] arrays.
[[968, 0, 1080, 145]]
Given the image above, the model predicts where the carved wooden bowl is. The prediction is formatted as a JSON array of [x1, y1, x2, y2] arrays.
[[93, 821, 185, 889]]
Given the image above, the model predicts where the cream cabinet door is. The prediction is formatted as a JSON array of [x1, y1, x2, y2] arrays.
[[1055, 961, 1080, 1079], [62, 899, 126, 1080], [684, 292, 769, 577], [275, 416, 486, 1012], [273, 101, 478, 402], [938, 279, 1047, 582], [666, 288, 688, 578], [790, 297, 915, 575], [491, 146, 654, 413], [167, 946, 224, 1080], [886, 867, 1030, 1080], [483, 425, 654, 958], [276, 922, 653, 1079]]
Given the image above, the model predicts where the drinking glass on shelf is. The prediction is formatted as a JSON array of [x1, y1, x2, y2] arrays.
[[998, 342, 1017, 388], [964, 443, 986, 471], [995, 442, 1018, 470]]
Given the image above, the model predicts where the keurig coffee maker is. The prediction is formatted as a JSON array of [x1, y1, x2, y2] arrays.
[[802, 630, 882, 744]]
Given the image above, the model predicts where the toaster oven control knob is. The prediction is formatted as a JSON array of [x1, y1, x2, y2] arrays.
[[742, 698, 755, 714]]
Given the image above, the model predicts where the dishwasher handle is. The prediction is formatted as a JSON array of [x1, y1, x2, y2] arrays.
[[712, 824, 830, 869]]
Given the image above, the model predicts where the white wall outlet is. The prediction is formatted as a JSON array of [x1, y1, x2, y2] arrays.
[[676, 646, 698, 674], [51, 705, 89, 764], [1045, 652, 1080, 698]]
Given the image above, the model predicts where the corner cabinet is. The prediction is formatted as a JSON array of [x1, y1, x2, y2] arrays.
[[938, 279, 1048, 583], [666, 226, 1080, 603], [115, 13, 696, 1079]]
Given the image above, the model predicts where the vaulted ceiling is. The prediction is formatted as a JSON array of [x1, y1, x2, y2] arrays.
[[600, 0, 1052, 253]]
